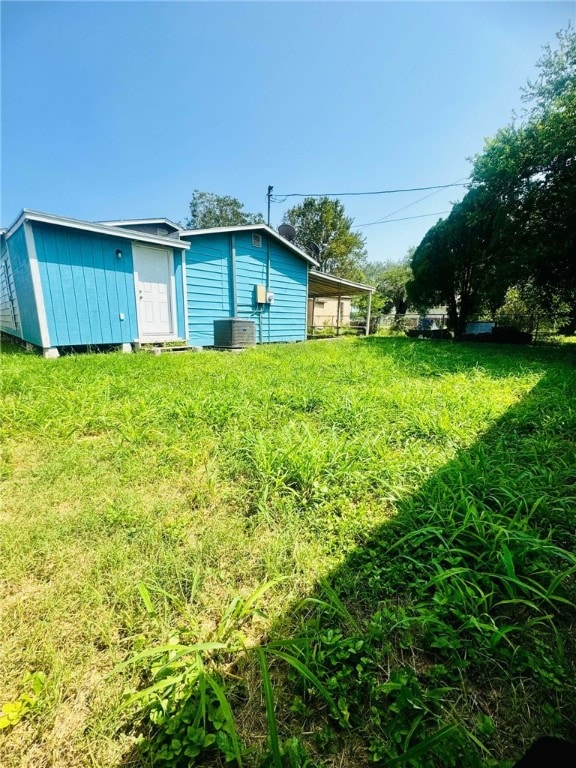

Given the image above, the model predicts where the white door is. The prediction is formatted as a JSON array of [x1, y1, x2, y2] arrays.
[[133, 245, 175, 338]]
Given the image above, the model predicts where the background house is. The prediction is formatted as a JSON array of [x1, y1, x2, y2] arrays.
[[307, 271, 374, 336], [307, 296, 352, 330]]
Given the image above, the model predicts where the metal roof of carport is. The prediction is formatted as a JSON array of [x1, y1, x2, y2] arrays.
[[308, 270, 375, 337], [308, 270, 375, 298]]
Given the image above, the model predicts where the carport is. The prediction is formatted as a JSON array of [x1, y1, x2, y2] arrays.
[[308, 270, 375, 337]]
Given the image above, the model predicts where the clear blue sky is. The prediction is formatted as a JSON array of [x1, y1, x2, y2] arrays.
[[2, 1, 574, 264]]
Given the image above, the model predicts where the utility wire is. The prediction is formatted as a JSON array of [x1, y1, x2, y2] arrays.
[[356, 176, 468, 228], [271, 182, 467, 201], [359, 211, 450, 226], [356, 189, 447, 228]]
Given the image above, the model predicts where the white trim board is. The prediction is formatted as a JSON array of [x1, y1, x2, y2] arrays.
[[23, 222, 51, 347], [181, 250, 189, 342]]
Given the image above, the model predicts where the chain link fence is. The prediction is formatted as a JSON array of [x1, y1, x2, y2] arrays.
[[368, 313, 575, 342]]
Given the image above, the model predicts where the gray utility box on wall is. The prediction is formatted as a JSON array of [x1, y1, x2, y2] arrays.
[[213, 318, 256, 349]]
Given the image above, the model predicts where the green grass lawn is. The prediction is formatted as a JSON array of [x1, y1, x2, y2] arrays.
[[1, 336, 574, 767]]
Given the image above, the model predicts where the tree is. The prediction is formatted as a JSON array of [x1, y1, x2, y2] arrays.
[[471, 106, 576, 321], [186, 190, 264, 229], [408, 187, 509, 337], [377, 254, 413, 315], [363, 255, 413, 315], [283, 197, 367, 280], [521, 26, 576, 118], [471, 26, 576, 327], [410, 25, 576, 335], [495, 282, 571, 333]]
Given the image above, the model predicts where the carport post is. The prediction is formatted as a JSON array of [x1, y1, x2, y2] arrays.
[[336, 294, 341, 336], [365, 291, 372, 336], [311, 298, 316, 337]]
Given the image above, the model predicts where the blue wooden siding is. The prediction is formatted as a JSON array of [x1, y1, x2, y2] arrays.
[[185, 234, 233, 346], [262, 236, 307, 343], [184, 231, 308, 346], [234, 233, 268, 335], [32, 222, 139, 346], [2, 225, 43, 345]]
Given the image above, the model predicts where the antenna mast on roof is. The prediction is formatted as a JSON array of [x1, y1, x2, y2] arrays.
[[267, 185, 273, 225]]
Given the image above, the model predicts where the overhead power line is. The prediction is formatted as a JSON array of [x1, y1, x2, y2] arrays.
[[271, 182, 468, 202], [357, 211, 450, 227], [356, 176, 468, 228]]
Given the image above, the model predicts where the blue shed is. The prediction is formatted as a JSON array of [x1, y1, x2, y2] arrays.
[[0, 210, 319, 355], [1, 211, 190, 357], [179, 225, 317, 346]]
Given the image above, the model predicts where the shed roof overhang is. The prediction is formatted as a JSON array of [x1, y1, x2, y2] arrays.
[[5, 210, 191, 250], [308, 270, 375, 298], [97, 217, 183, 233]]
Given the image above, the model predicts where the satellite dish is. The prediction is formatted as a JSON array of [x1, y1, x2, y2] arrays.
[[309, 242, 320, 258], [278, 223, 296, 242]]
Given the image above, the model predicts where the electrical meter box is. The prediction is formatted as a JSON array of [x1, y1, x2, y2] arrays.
[[254, 284, 266, 304]]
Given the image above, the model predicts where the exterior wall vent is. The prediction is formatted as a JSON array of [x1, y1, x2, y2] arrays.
[[252, 233, 262, 248], [213, 318, 256, 349]]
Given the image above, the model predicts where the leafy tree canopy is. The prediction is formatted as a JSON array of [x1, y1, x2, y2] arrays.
[[186, 190, 264, 229], [409, 25, 576, 334], [364, 255, 413, 315], [408, 187, 511, 337], [471, 26, 576, 316], [283, 197, 367, 280], [521, 26, 576, 118]]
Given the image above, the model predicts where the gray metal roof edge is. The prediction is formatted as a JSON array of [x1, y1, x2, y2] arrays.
[[97, 217, 182, 231], [5, 209, 191, 249], [309, 269, 376, 293]]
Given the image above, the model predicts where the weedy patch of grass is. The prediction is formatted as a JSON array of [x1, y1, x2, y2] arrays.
[[1, 336, 574, 767]]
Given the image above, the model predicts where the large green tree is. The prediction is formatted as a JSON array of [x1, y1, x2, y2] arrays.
[[409, 26, 576, 334], [471, 27, 576, 324], [283, 197, 367, 280], [365, 255, 413, 315], [186, 190, 264, 229], [408, 187, 510, 337]]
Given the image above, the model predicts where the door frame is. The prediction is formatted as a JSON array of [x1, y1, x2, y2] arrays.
[[132, 244, 179, 342]]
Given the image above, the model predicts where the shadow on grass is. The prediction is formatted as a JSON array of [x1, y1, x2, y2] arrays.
[[263, 342, 576, 766], [359, 334, 576, 377], [120, 339, 576, 767], [0, 333, 33, 356]]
